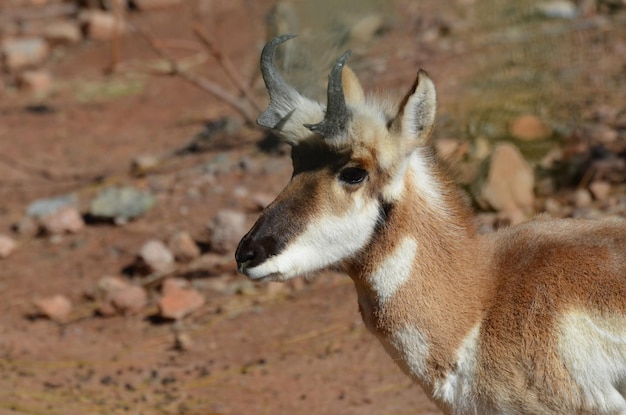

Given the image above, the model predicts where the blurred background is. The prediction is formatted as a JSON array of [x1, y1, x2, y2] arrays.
[[0, 0, 624, 414]]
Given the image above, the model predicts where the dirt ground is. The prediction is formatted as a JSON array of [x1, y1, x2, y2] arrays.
[[0, 1, 625, 414]]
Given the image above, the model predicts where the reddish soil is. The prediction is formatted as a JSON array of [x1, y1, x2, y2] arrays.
[[0, 1, 624, 414]]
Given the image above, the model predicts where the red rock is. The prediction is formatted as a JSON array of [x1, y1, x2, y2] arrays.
[[589, 181, 611, 202], [574, 189, 593, 208], [108, 285, 148, 315], [480, 143, 534, 225], [1, 37, 50, 71], [0, 235, 17, 258], [208, 210, 247, 254], [510, 115, 552, 141], [43, 21, 81, 44], [79, 10, 127, 41], [139, 239, 174, 272], [39, 206, 85, 234], [168, 231, 200, 262], [34, 294, 72, 321], [158, 278, 205, 320], [18, 70, 52, 93]]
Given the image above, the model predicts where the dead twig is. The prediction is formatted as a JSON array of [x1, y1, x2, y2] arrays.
[[191, 23, 263, 113], [133, 25, 259, 126]]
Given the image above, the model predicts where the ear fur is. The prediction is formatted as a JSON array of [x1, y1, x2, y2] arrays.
[[342, 65, 365, 106], [391, 70, 437, 151]]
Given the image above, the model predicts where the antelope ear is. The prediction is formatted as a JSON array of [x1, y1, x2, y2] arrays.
[[390, 70, 437, 151], [342, 65, 365, 106]]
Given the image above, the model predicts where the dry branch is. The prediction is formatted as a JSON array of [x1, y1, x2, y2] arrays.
[[133, 25, 259, 126]]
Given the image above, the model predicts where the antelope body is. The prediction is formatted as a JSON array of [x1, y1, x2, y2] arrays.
[[235, 35, 626, 415]]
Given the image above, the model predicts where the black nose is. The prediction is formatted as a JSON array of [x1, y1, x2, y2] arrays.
[[235, 234, 280, 270]]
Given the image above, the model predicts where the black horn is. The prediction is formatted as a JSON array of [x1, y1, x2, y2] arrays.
[[304, 50, 352, 139], [257, 34, 301, 129]]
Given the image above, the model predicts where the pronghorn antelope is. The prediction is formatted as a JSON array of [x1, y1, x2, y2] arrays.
[[235, 35, 626, 415]]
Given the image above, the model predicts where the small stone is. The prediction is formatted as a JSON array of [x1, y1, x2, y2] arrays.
[[90, 186, 155, 222], [34, 294, 72, 321], [187, 253, 237, 275], [139, 239, 174, 273], [537, 1, 578, 19], [1, 37, 50, 71], [0, 235, 17, 258], [509, 115, 552, 141], [158, 278, 205, 320], [168, 231, 201, 262], [39, 206, 85, 234], [43, 20, 82, 44], [479, 143, 535, 225], [207, 210, 247, 254], [131, 154, 162, 173], [586, 124, 618, 144], [264, 281, 286, 298], [27, 194, 77, 218], [574, 189, 593, 208], [174, 332, 194, 351], [79, 10, 127, 41], [97, 275, 131, 297], [108, 285, 148, 315], [349, 14, 385, 43], [14, 216, 39, 237], [543, 197, 562, 215], [18, 70, 52, 93], [132, 0, 183, 10], [589, 181, 611, 202]]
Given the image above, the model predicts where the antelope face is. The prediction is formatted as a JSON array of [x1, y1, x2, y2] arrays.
[[235, 35, 436, 281]]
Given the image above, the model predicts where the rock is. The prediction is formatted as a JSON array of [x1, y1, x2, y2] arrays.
[[543, 197, 562, 215], [174, 331, 194, 351], [18, 70, 52, 93], [509, 115, 552, 141], [139, 239, 174, 273], [14, 216, 39, 237], [187, 253, 237, 275], [0, 235, 17, 258], [589, 181, 611, 201], [1, 37, 50, 71], [97, 275, 131, 296], [131, 0, 183, 10], [435, 138, 461, 162], [108, 285, 148, 315], [131, 154, 162, 173], [479, 143, 535, 225], [207, 210, 247, 254], [586, 124, 618, 144], [168, 231, 200, 262], [574, 189, 593, 208], [537, 1, 578, 19], [158, 278, 205, 320], [39, 206, 85, 234], [349, 14, 385, 43], [90, 186, 155, 223], [34, 294, 72, 321], [43, 20, 82, 44], [79, 10, 127, 41], [27, 194, 77, 218]]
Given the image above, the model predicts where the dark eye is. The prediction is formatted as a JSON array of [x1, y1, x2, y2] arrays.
[[339, 167, 368, 185]]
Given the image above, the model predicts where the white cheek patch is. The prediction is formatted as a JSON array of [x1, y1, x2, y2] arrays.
[[368, 236, 417, 303], [246, 196, 381, 281]]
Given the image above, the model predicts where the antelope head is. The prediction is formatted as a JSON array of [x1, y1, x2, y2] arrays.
[[235, 35, 437, 281]]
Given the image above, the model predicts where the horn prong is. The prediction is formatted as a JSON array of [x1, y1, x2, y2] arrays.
[[304, 50, 352, 139]]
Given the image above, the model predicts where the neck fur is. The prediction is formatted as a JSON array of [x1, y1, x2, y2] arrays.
[[345, 148, 490, 390]]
